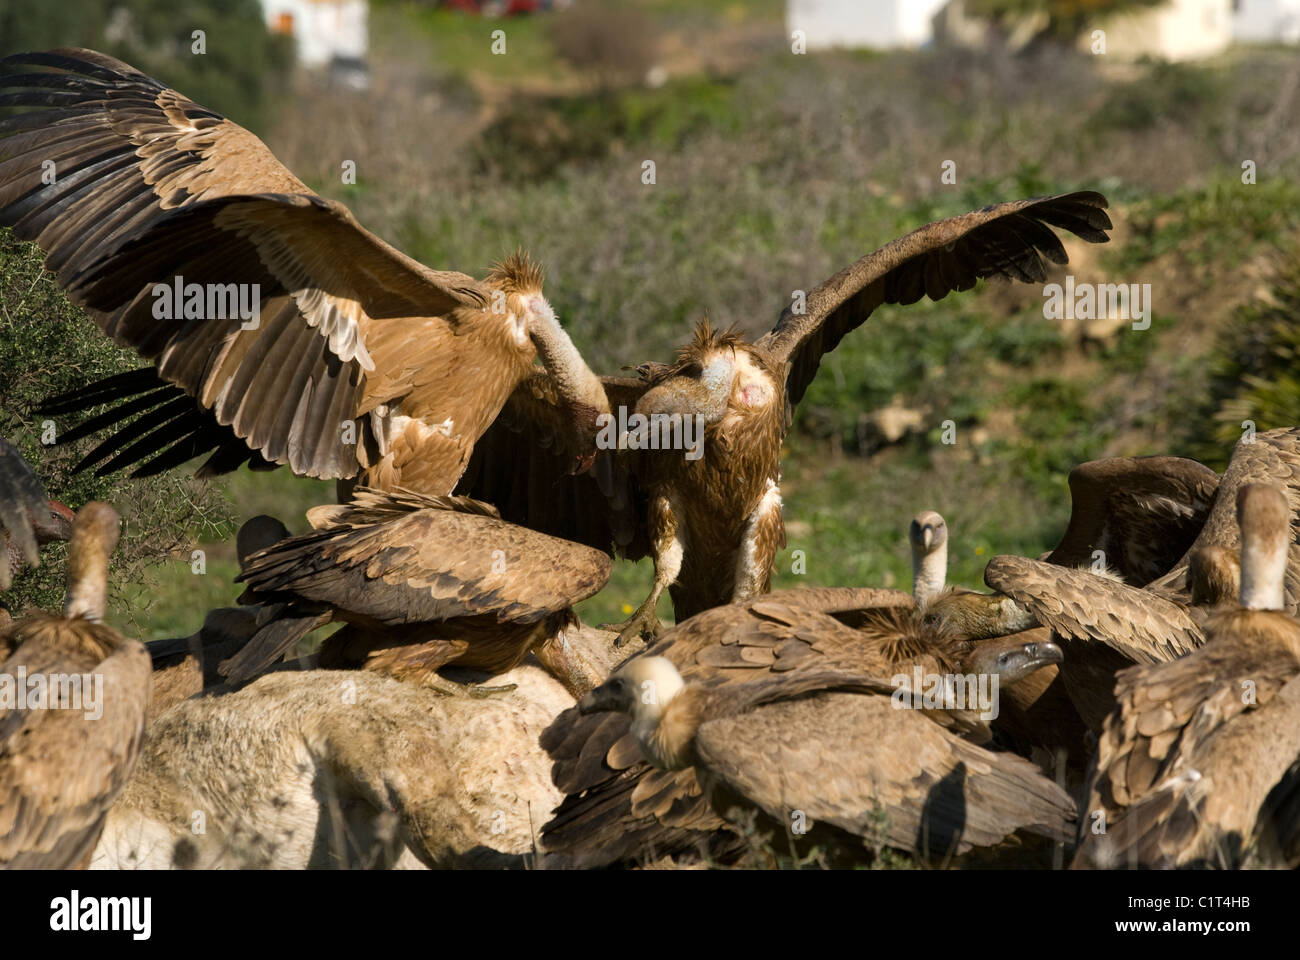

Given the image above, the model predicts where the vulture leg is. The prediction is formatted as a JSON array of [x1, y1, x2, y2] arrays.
[[731, 479, 783, 603], [423, 674, 519, 699], [604, 495, 682, 647]]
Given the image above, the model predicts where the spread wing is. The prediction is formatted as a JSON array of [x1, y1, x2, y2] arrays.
[[1045, 456, 1220, 586], [223, 489, 611, 683], [0, 437, 49, 587], [456, 375, 652, 559], [0, 621, 151, 868], [0, 49, 488, 479], [756, 192, 1112, 426], [1148, 427, 1300, 614], [984, 555, 1203, 665], [695, 691, 1076, 858]]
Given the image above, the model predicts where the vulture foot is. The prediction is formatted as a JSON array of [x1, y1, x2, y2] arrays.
[[603, 607, 664, 648]]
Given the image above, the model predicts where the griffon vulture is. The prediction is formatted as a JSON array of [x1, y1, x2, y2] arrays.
[[573, 655, 1075, 866], [540, 593, 1065, 867], [0, 437, 74, 594], [460, 195, 1113, 645], [1073, 483, 1300, 869], [219, 488, 613, 696], [0, 49, 607, 494], [0, 501, 151, 868]]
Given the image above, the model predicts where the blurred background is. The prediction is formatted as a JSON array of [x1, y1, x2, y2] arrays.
[[3, 0, 1300, 637]]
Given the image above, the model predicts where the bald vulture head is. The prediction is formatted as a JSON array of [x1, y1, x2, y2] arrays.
[[1237, 483, 1290, 611], [578, 656, 689, 767], [634, 322, 779, 431], [963, 633, 1064, 687], [1187, 545, 1240, 607], [909, 510, 948, 609]]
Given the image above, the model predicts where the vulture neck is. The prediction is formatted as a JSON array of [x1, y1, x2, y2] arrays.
[[1240, 534, 1288, 611], [63, 503, 120, 624], [634, 685, 698, 771], [912, 541, 947, 610], [529, 305, 608, 418]]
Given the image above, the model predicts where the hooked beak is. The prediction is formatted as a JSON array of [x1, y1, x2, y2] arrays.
[[922, 526, 934, 551], [578, 679, 626, 716]]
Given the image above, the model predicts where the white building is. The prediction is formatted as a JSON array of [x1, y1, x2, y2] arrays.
[[1095, 0, 1232, 61], [786, 0, 950, 50], [1234, 0, 1300, 43], [261, 0, 368, 67]]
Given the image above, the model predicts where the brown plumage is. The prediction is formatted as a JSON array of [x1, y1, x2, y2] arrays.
[[218, 488, 612, 696], [0, 50, 607, 494], [1148, 427, 1300, 614], [572, 656, 1075, 865], [0, 501, 151, 868], [0, 437, 74, 592], [981, 556, 1207, 732], [1074, 483, 1300, 869], [460, 194, 1113, 644], [539, 593, 1065, 867], [1042, 455, 1220, 587]]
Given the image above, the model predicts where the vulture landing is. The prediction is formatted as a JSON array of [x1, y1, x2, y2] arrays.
[[459, 195, 1114, 645], [0, 49, 608, 496], [0, 502, 151, 868], [1074, 483, 1300, 869], [220, 489, 613, 697]]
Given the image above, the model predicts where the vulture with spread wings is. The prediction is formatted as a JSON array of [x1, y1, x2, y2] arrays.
[[461, 194, 1113, 644], [0, 49, 606, 495]]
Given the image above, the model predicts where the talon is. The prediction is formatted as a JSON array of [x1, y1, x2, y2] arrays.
[[602, 609, 663, 648]]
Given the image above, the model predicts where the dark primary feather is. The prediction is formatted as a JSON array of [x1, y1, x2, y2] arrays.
[[758, 191, 1112, 426], [1045, 456, 1220, 587]]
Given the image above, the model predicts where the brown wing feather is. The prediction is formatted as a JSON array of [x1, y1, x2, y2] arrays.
[[694, 692, 1076, 857], [0, 615, 151, 868], [540, 596, 963, 865], [1045, 456, 1220, 587], [1077, 611, 1300, 868], [758, 192, 1112, 422], [984, 555, 1203, 664], [457, 375, 652, 558], [226, 491, 610, 683], [1, 50, 487, 480]]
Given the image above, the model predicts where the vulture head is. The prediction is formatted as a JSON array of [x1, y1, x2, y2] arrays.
[[920, 590, 1038, 642], [578, 656, 690, 767], [488, 252, 609, 474], [1237, 483, 1290, 611], [962, 634, 1064, 688], [909, 510, 948, 608], [635, 322, 780, 439], [236, 515, 291, 570]]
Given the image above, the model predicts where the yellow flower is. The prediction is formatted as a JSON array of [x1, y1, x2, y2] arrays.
[[621, 603, 634, 615], [975, 546, 985, 556]]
